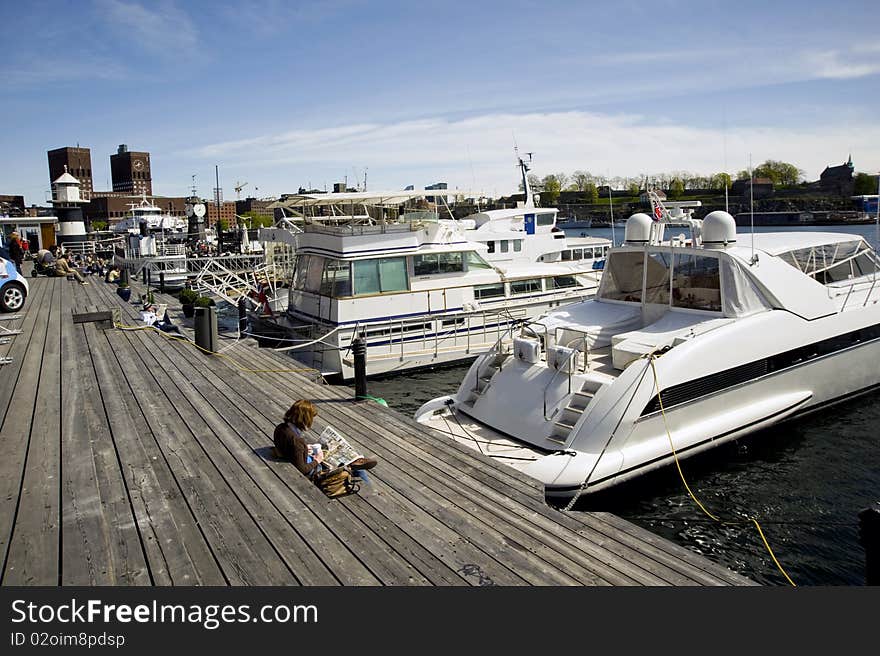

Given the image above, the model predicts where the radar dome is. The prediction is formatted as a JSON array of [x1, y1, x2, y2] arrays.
[[702, 211, 737, 249], [624, 213, 653, 245]]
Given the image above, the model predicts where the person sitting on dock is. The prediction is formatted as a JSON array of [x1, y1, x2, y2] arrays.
[[274, 399, 377, 484], [55, 253, 88, 284], [105, 265, 120, 283]]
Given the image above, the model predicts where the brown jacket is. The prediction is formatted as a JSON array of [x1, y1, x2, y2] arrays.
[[273, 422, 319, 478]]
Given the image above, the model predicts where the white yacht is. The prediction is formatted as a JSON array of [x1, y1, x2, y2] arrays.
[[252, 183, 609, 380], [112, 195, 188, 236], [416, 204, 880, 500]]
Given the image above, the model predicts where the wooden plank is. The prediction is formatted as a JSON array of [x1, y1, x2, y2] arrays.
[[103, 329, 299, 586], [125, 321, 457, 585], [2, 280, 62, 584], [72, 310, 116, 324], [147, 331, 530, 585], [0, 279, 55, 582], [84, 322, 225, 585], [58, 282, 151, 585]]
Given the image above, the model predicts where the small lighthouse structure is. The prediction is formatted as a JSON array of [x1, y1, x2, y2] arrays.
[[50, 165, 88, 245]]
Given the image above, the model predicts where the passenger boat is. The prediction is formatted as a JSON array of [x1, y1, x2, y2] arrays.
[[415, 199, 880, 500], [112, 197, 189, 290], [251, 171, 609, 379]]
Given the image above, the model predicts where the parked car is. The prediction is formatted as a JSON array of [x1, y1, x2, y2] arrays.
[[1, 256, 29, 312]]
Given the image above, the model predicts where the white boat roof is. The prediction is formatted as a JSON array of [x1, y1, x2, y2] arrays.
[[732, 231, 867, 256], [467, 206, 554, 220], [271, 189, 482, 208]]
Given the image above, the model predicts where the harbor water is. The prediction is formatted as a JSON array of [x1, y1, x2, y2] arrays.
[[366, 223, 880, 585]]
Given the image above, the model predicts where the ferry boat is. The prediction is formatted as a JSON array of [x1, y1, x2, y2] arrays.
[[251, 167, 610, 379], [416, 198, 880, 500], [112, 197, 189, 290]]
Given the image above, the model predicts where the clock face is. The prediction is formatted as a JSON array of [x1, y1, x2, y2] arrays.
[[133, 159, 144, 170]]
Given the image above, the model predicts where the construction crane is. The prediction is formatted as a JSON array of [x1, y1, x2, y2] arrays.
[[234, 180, 248, 199]]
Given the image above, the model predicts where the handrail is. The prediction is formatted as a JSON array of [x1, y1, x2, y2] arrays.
[[543, 351, 575, 420]]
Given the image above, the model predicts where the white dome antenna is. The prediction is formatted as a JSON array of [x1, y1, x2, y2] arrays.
[[701, 211, 737, 249], [624, 213, 653, 245]]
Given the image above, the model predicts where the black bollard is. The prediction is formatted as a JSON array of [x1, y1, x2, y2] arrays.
[[352, 335, 367, 400], [238, 296, 247, 333], [859, 502, 880, 585], [159, 271, 165, 293], [142, 267, 147, 283], [194, 306, 218, 353]]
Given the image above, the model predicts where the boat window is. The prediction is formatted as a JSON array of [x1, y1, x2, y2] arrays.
[[510, 278, 542, 295], [466, 251, 492, 270], [487, 241, 495, 253], [561, 249, 572, 261], [500, 240, 509, 253], [548, 275, 578, 289], [778, 240, 880, 284], [513, 240, 522, 252], [413, 252, 465, 276], [571, 248, 582, 260], [537, 213, 555, 227], [294, 254, 324, 293], [598, 251, 645, 303], [319, 258, 351, 297], [644, 252, 671, 305], [474, 283, 506, 299], [672, 254, 721, 311], [352, 257, 409, 295]]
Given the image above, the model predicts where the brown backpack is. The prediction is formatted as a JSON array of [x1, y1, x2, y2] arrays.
[[314, 466, 360, 498]]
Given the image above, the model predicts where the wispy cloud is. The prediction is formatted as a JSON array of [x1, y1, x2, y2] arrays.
[[191, 110, 880, 195], [0, 55, 130, 86], [218, 0, 363, 36], [95, 0, 199, 57]]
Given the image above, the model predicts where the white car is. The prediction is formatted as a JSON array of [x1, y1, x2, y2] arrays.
[[1, 256, 29, 312]]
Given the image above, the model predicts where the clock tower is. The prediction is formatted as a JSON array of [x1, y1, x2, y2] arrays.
[[110, 143, 152, 195]]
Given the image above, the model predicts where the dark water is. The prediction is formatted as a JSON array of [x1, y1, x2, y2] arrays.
[[366, 224, 880, 586]]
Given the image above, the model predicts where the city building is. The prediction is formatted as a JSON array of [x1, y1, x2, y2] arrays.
[[206, 200, 237, 227], [47, 146, 93, 196], [110, 144, 152, 195], [820, 155, 855, 196]]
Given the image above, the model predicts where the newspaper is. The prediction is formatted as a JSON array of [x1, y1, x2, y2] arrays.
[[317, 425, 363, 468]]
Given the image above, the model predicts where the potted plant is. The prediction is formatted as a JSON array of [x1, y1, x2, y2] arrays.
[[179, 287, 199, 318], [117, 282, 132, 302], [194, 296, 215, 308]]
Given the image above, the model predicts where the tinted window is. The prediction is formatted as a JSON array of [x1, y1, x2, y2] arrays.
[[353, 257, 408, 295], [548, 275, 578, 289], [474, 283, 505, 299], [510, 279, 542, 295], [320, 259, 351, 297], [672, 254, 720, 311], [413, 252, 465, 276], [466, 251, 491, 270], [537, 213, 555, 226]]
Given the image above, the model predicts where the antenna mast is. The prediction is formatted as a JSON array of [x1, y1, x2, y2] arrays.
[[749, 154, 757, 265]]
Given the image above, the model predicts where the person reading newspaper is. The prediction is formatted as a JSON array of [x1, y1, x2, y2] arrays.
[[273, 399, 377, 483]]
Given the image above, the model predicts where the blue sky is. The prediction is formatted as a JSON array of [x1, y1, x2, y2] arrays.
[[1, 0, 878, 203]]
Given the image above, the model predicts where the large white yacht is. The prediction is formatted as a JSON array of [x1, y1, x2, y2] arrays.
[[112, 195, 188, 236], [251, 181, 609, 379], [416, 204, 880, 500]]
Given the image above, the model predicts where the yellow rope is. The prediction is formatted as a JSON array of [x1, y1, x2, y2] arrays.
[[114, 322, 324, 376], [648, 355, 796, 586]]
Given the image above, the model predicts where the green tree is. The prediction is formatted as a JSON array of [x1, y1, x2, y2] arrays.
[[711, 173, 732, 189], [90, 220, 108, 231], [668, 178, 685, 199], [239, 210, 274, 228], [854, 172, 878, 195], [627, 182, 640, 196], [540, 174, 562, 205], [584, 182, 599, 204], [752, 160, 803, 186]]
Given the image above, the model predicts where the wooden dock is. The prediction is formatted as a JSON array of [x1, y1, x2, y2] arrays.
[[0, 273, 756, 586]]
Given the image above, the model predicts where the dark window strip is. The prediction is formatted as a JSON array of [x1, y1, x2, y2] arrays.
[[641, 321, 880, 416]]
